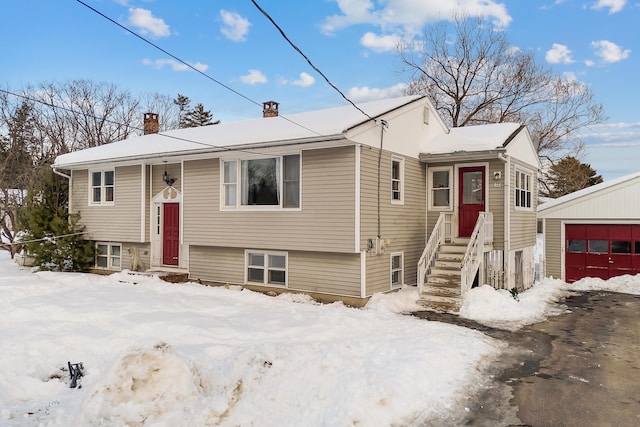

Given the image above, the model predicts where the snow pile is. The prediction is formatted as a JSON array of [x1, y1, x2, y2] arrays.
[[570, 274, 640, 295], [459, 278, 570, 330], [0, 252, 500, 426]]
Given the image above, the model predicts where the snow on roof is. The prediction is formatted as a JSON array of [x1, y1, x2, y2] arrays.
[[538, 170, 640, 212], [421, 122, 521, 155], [53, 96, 423, 168]]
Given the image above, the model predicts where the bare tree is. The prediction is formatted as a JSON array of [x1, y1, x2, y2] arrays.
[[399, 14, 606, 162], [141, 92, 180, 131]]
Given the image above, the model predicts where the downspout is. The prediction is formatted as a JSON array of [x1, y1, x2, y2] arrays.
[[502, 153, 511, 289], [376, 120, 389, 242], [52, 166, 72, 215]]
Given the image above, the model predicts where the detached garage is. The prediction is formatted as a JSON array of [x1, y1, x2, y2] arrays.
[[538, 172, 640, 282]]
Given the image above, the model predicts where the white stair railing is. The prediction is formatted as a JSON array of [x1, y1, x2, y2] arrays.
[[460, 212, 493, 296], [417, 213, 452, 293]]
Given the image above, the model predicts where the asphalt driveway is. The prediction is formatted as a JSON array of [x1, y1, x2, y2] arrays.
[[415, 290, 640, 426]]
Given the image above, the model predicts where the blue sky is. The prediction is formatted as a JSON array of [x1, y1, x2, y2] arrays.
[[2, 0, 638, 180]]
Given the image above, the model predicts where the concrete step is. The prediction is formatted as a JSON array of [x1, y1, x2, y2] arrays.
[[436, 252, 464, 262], [420, 283, 461, 299]]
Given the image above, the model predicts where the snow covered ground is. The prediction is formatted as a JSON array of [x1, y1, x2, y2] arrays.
[[1, 251, 639, 426]]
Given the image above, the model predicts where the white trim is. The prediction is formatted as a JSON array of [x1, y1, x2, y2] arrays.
[[390, 251, 404, 289], [428, 165, 454, 211], [95, 242, 122, 271], [355, 145, 361, 253], [88, 169, 115, 206], [360, 250, 367, 297], [180, 160, 184, 246], [514, 167, 533, 211], [390, 155, 404, 205], [244, 249, 289, 288], [219, 153, 302, 211], [140, 164, 146, 243], [454, 162, 490, 238]]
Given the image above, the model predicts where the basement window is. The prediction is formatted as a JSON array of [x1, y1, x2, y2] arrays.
[[95, 242, 121, 270], [246, 250, 288, 287], [390, 252, 404, 288]]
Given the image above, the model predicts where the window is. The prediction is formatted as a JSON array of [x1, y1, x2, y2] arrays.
[[96, 243, 121, 270], [390, 253, 403, 287], [246, 250, 287, 287], [429, 167, 452, 209], [222, 155, 300, 208], [515, 170, 532, 209], [588, 240, 608, 253], [90, 170, 115, 205], [567, 240, 586, 253], [391, 157, 404, 204]]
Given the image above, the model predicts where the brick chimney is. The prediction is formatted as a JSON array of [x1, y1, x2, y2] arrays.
[[263, 101, 279, 118], [143, 112, 159, 134]]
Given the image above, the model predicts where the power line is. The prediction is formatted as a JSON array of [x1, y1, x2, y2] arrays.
[[249, 0, 376, 123], [74, 0, 323, 137]]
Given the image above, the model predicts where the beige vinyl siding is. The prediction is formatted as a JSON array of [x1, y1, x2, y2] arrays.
[[144, 166, 151, 242], [487, 159, 506, 250], [190, 246, 245, 284], [360, 147, 426, 294], [509, 158, 537, 248], [182, 146, 356, 252], [121, 242, 151, 271], [189, 246, 362, 296], [544, 218, 562, 279], [71, 165, 144, 242], [151, 162, 182, 194]]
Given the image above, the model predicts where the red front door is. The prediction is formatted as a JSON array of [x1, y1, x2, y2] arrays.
[[458, 167, 485, 237], [163, 203, 180, 266]]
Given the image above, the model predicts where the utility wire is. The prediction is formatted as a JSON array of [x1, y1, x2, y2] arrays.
[[249, 0, 376, 122], [74, 0, 323, 137]]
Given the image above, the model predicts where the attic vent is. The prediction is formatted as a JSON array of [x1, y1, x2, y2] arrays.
[[423, 106, 429, 125]]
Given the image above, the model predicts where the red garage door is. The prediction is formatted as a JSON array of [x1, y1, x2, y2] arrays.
[[565, 224, 640, 282]]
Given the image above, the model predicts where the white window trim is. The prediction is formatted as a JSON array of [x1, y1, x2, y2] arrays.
[[220, 154, 302, 211], [514, 168, 533, 211], [428, 166, 453, 211], [95, 242, 122, 270], [390, 252, 404, 288], [391, 156, 404, 205], [89, 169, 115, 206], [244, 249, 288, 288]]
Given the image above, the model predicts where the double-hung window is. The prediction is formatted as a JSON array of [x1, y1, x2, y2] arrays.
[[222, 154, 300, 209], [390, 252, 404, 287], [246, 250, 287, 287], [515, 170, 532, 209], [96, 242, 121, 270], [429, 167, 452, 209], [391, 157, 404, 204], [90, 170, 115, 205]]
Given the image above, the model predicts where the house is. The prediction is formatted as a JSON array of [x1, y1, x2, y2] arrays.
[[52, 96, 540, 310], [537, 172, 640, 282]]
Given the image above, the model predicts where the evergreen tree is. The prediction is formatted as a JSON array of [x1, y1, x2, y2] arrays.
[[182, 103, 220, 128], [173, 93, 191, 129], [19, 167, 94, 271], [543, 156, 603, 198]]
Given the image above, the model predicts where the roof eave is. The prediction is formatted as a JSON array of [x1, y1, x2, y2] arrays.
[[419, 148, 507, 163]]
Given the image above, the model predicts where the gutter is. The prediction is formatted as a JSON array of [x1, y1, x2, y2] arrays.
[[419, 149, 507, 163], [52, 166, 71, 180]]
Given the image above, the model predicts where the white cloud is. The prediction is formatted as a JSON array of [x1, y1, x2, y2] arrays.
[[347, 83, 408, 102], [321, 0, 512, 35], [220, 10, 251, 42], [142, 58, 208, 72], [545, 44, 574, 64], [127, 8, 170, 38], [240, 69, 267, 85], [592, 0, 626, 14], [584, 59, 596, 67], [290, 72, 316, 87], [360, 32, 402, 52], [591, 40, 631, 63]]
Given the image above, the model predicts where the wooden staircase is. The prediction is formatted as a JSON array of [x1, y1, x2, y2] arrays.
[[417, 239, 469, 313]]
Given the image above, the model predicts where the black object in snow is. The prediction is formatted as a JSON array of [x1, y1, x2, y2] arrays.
[[68, 361, 84, 389]]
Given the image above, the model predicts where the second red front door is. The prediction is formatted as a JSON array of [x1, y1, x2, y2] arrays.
[[163, 203, 179, 266], [459, 167, 485, 237]]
